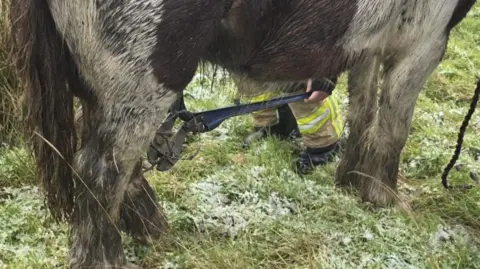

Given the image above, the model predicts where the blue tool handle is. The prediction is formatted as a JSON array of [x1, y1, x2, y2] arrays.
[[196, 91, 312, 131]]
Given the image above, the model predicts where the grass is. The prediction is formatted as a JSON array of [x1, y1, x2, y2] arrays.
[[0, 0, 22, 146], [1, 4, 480, 269]]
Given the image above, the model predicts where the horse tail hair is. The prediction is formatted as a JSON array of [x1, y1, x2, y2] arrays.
[[10, 0, 84, 222]]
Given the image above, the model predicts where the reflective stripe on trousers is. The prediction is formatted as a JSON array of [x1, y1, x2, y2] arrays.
[[242, 91, 343, 138], [296, 94, 343, 138]]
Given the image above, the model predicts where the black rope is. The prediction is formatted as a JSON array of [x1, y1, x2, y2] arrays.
[[441, 78, 480, 189]]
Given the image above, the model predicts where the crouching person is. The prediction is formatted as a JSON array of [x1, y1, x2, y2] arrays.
[[233, 76, 344, 174]]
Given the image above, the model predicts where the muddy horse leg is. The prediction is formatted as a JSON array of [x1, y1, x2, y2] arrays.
[[336, 56, 380, 188], [340, 39, 448, 206], [77, 101, 169, 244], [68, 1, 226, 266], [119, 160, 169, 244], [76, 102, 168, 243], [69, 90, 177, 269]]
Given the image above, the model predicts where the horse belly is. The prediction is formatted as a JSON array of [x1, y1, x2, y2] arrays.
[[243, 46, 351, 82], [214, 0, 361, 81]]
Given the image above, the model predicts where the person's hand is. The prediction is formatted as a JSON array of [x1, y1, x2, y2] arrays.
[[304, 79, 329, 103]]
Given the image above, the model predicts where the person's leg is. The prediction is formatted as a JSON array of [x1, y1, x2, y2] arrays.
[[288, 79, 343, 174], [231, 75, 300, 146], [280, 78, 343, 174]]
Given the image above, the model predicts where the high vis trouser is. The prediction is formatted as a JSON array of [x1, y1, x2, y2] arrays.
[[232, 76, 344, 149]]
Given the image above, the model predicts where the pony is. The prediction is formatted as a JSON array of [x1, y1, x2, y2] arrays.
[[9, 0, 476, 268]]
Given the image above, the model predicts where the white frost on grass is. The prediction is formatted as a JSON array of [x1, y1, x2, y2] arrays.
[[0, 187, 66, 268], [431, 224, 472, 248], [185, 175, 297, 238], [162, 166, 298, 238]]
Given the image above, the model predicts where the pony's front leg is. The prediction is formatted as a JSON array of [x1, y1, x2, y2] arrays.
[[351, 39, 448, 206], [336, 56, 380, 188]]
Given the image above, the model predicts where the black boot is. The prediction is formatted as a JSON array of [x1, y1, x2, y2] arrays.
[[295, 142, 340, 175], [243, 104, 300, 147]]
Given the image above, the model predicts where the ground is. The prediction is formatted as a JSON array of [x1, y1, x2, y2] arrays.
[[0, 4, 480, 269]]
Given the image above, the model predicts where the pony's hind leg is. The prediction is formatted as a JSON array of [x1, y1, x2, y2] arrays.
[[120, 160, 169, 244], [68, 1, 229, 266], [345, 38, 448, 206], [69, 91, 177, 269], [76, 100, 169, 244]]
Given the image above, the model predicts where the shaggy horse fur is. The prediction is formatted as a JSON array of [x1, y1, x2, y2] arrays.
[[9, 0, 476, 268]]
